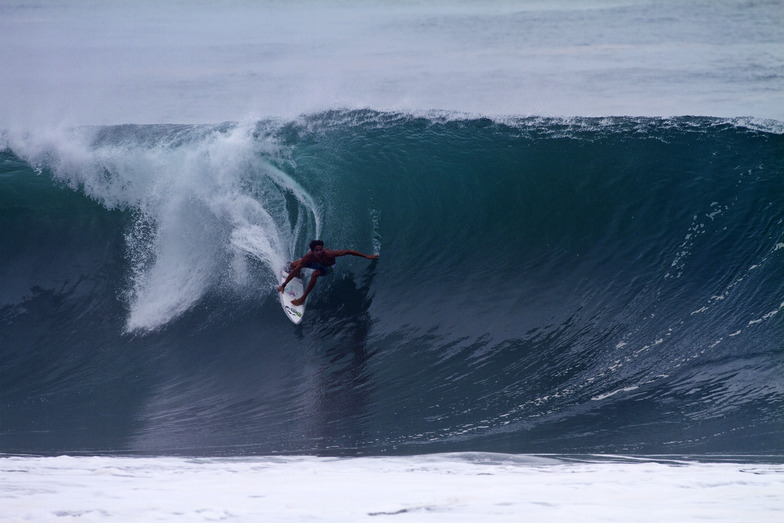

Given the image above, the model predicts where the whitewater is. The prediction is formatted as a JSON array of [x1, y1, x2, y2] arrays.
[[2, 1, 784, 521]]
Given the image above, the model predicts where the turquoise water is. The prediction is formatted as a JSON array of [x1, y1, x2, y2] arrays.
[[2, 113, 782, 455]]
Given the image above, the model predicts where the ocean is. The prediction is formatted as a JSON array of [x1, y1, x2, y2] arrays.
[[2, 1, 783, 521]]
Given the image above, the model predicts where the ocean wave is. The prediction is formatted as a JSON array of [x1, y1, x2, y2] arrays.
[[2, 112, 782, 455]]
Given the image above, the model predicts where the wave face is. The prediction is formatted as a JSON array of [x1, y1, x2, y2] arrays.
[[2, 112, 783, 456]]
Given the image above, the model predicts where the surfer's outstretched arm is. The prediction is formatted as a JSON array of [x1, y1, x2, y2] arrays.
[[331, 249, 379, 260], [279, 244, 377, 304]]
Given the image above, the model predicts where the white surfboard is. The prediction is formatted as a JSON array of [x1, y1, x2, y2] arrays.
[[279, 269, 306, 324]]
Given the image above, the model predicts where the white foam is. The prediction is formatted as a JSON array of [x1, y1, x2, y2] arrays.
[[2, 454, 782, 522]]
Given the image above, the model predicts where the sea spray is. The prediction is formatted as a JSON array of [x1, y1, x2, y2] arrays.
[[7, 122, 321, 331]]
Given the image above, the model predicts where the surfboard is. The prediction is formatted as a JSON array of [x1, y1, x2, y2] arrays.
[[279, 268, 306, 324]]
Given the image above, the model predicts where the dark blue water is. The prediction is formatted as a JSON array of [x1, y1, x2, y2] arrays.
[[2, 112, 783, 456]]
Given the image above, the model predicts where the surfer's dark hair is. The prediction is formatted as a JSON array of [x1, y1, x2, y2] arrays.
[[310, 240, 324, 251]]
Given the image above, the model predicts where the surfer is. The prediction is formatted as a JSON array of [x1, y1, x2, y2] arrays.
[[278, 240, 379, 306]]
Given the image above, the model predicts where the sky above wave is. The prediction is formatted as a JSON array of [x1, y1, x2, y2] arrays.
[[1, 0, 782, 127]]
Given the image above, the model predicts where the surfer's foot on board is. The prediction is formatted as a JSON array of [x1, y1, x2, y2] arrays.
[[291, 297, 305, 306]]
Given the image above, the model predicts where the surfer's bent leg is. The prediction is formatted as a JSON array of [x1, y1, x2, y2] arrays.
[[292, 271, 319, 306]]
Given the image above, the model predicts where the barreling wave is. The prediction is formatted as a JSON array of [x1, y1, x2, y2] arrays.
[[1, 111, 782, 456]]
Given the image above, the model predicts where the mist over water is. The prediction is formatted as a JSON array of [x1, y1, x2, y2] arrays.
[[1, 0, 783, 129]]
